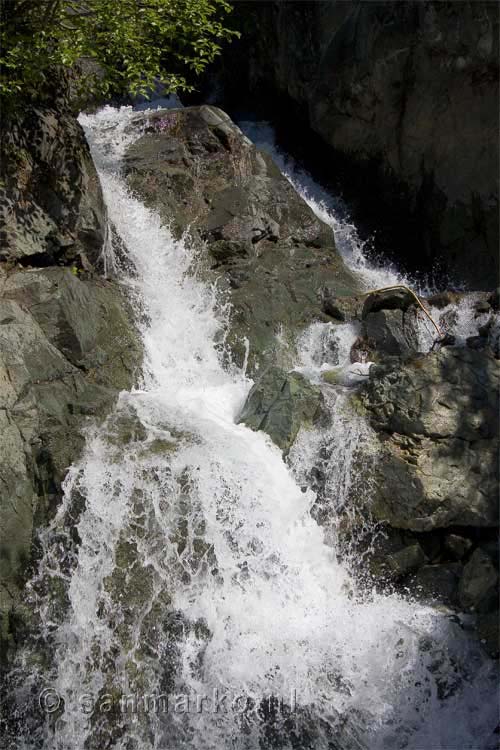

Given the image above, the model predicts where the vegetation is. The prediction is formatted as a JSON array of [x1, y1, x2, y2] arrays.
[[0, 0, 238, 104]]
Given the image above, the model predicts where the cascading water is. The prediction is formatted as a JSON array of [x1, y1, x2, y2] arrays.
[[236, 121, 409, 293], [8, 106, 498, 750]]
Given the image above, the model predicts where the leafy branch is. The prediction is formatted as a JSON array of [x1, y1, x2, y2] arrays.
[[0, 0, 239, 105]]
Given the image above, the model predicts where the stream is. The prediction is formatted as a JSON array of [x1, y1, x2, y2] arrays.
[[8, 104, 497, 750]]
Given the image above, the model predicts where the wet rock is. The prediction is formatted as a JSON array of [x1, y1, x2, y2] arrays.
[[466, 335, 488, 351], [363, 308, 419, 357], [410, 563, 462, 606], [321, 362, 372, 388], [385, 543, 427, 578], [475, 612, 500, 658], [444, 534, 473, 561], [123, 105, 360, 372], [361, 288, 415, 318], [488, 288, 500, 311], [319, 287, 346, 321], [425, 291, 464, 309], [360, 347, 499, 530], [0, 102, 142, 661], [0, 268, 141, 652], [238, 367, 323, 453], [458, 549, 498, 611]]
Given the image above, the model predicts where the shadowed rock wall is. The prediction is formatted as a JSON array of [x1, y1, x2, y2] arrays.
[[205, 0, 499, 288]]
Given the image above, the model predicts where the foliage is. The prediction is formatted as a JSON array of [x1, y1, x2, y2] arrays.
[[0, 0, 238, 104]]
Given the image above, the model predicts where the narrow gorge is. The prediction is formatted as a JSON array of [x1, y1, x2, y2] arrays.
[[0, 3, 498, 749]]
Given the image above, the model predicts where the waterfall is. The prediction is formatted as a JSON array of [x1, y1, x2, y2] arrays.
[[236, 121, 408, 293], [9, 106, 497, 750]]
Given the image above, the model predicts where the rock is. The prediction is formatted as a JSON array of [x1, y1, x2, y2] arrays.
[[361, 288, 416, 318], [488, 288, 500, 311], [425, 291, 464, 309], [385, 543, 427, 578], [458, 549, 498, 611], [0, 103, 142, 659], [0, 106, 106, 268], [444, 534, 473, 561], [363, 308, 419, 357], [410, 563, 462, 606], [0, 268, 142, 653], [364, 347, 499, 440], [319, 287, 346, 321], [123, 105, 360, 372], [217, 1, 499, 288], [238, 367, 323, 452], [466, 335, 488, 351], [475, 612, 500, 657], [360, 347, 499, 530]]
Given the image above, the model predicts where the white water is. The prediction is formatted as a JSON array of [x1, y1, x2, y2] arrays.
[[237, 120, 499, 355], [237, 121, 409, 293], [11, 107, 498, 750]]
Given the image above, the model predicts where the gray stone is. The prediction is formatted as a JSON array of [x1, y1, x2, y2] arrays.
[[363, 309, 419, 357], [385, 543, 427, 578], [123, 105, 360, 373], [444, 534, 473, 561], [475, 612, 499, 658], [0, 103, 142, 655], [458, 549, 498, 611], [362, 289, 416, 318], [0, 267, 142, 648], [359, 347, 499, 531], [411, 563, 463, 606], [238, 367, 323, 453], [0, 107, 106, 267]]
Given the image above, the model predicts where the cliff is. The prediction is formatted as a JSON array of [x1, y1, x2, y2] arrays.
[[203, 0, 499, 288]]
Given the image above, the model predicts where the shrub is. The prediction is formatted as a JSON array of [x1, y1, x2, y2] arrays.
[[0, 0, 238, 106]]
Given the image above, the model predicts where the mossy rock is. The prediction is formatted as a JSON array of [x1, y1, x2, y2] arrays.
[[238, 366, 323, 453]]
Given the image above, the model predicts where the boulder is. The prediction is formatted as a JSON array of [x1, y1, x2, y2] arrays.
[[361, 288, 416, 318], [475, 612, 500, 658], [410, 563, 463, 607], [364, 348, 499, 441], [362, 308, 419, 357], [444, 535, 473, 561], [458, 549, 498, 611], [385, 543, 427, 578], [0, 102, 142, 658], [360, 347, 499, 530], [238, 367, 323, 452], [123, 105, 360, 372]]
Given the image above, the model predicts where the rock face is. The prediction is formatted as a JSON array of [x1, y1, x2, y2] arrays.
[[458, 549, 498, 612], [355, 328, 499, 652], [238, 367, 323, 453], [123, 105, 360, 372], [361, 347, 499, 531], [210, 0, 499, 288], [0, 107, 106, 268], [0, 107, 142, 658]]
